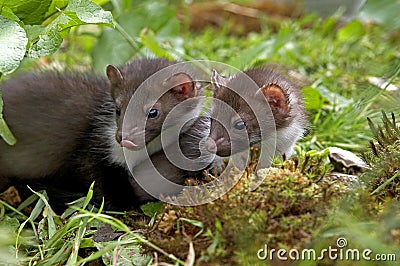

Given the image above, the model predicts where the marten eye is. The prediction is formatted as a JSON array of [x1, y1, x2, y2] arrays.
[[115, 107, 121, 117], [234, 120, 246, 130], [148, 108, 159, 119]]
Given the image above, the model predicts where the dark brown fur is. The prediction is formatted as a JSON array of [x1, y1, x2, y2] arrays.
[[0, 72, 108, 181], [0, 58, 211, 211]]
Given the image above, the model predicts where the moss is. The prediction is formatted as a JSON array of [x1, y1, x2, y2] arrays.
[[136, 154, 350, 265], [362, 111, 400, 200]]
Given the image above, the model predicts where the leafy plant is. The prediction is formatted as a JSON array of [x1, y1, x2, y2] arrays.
[[91, 1, 183, 73], [0, 183, 178, 265], [0, 0, 113, 145], [360, 0, 400, 31], [0, 0, 113, 74], [362, 111, 400, 200]]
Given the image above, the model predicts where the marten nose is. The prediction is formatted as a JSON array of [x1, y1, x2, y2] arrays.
[[116, 130, 122, 143], [205, 137, 226, 153], [205, 137, 217, 153], [116, 130, 139, 149]]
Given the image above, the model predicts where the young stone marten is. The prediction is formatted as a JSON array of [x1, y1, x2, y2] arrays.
[[206, 67, 307, 159], [0, 58, 211, 210]]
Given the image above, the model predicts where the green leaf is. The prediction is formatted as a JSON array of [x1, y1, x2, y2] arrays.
[[302, 86, 329, 111], [28, 188, 58, 238], [0, 86, 15, 146], [144, 3, 177, 32], [24, 25, 46, 41], [317, 85, 353, 110], [227, 40, 274, 69], [274, 24, 291, 51], [0, 15, 28, 74], [4, 0, 52, 25], [360, 0, 400, 31], [0, 119, 16, 146], [0, 216, 20, 232], [27, 25, 63, 58], [93, 235, 152, 265], [140, 29, 174, 60], [82, 182, 94, 210], [91, 28, 134, 73], [66, 0, 113, 26], [0, 66, 17, 145], [67, 216, 89, 265], [92, 2, 181, 72], [45, 0, 69, 18], [140, 202, 163, 217], [0, 218, 20, 264], [93, 0, 111, 6], [0, 7, 21, 22], [26, 0, 114, 58], [91, 11, 142, 73], [320, 17, 338, 36], [336, 20, 365, 42], [79, 238, 95, 248]]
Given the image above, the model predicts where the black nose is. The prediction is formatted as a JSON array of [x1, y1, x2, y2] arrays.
[[116, 130, 122, 143], [205, 137, 217, 153]]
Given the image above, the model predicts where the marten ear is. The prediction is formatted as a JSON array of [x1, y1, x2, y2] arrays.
[[211, 69, 227, 91], [163, 72, 196, 99], [106, 65, 124, 86], [259, 84, 289, 114]]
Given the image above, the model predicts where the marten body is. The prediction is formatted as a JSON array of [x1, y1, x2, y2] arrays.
[[0, 72, 107, 180], [0, 58, 211, 210]]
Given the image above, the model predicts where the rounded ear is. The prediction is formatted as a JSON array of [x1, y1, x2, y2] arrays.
[[211, 69, 227, 91], [259, 84, 289, 114], [106, 64, 124, 86], [163, 72, 196, 99]]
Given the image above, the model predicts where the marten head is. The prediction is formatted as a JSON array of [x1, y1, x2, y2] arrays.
[[106, 59, 200, 151], [205, 67, 299, 157]]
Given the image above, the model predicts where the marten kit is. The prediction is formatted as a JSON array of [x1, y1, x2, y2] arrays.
[[0, 58, 307, 211]]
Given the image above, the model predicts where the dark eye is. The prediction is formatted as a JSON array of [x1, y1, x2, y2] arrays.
[[234, 120, 246, 130], [148, 108, 159, 119], [115, 107, 121, 117]]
